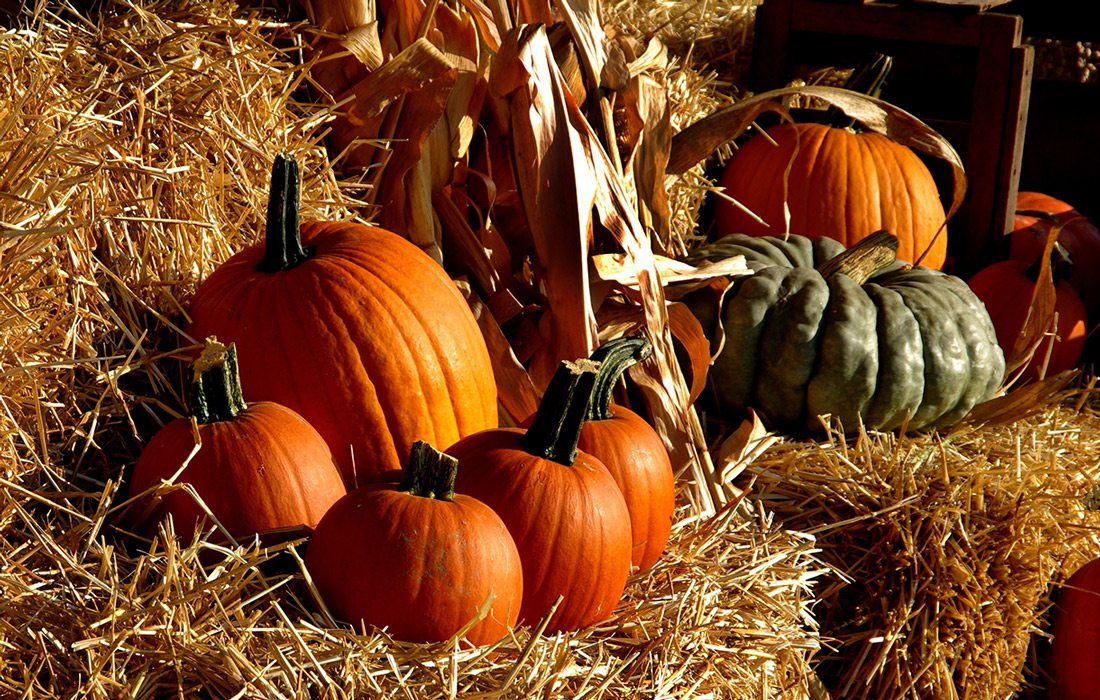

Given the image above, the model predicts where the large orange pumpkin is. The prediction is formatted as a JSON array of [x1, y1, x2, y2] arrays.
[[129, 340, 347, 540], [713, 122, 948, 269], [306, 441, 523, 647], [448, 360, 632, 634], [187, 154, 497, 487]]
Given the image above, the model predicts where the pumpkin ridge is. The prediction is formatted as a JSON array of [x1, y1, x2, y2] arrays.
[[801, 125, 836, 239], [332, 237, 495, 435], [311, 262, 419, 472], [242, 404, 331, 523], [755, 268, 829, 426], [338, 254, 470, 450], [275, 264, 384, 473], [862, 282, 926, 430], [857, 132, 885, 245], [748, 127, 792, 235], [890, 280, 971, 427], [804, 273, 879, 431]]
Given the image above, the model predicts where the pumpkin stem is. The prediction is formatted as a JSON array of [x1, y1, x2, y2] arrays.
[[257, 152, 312, 272], [523, 359, 601, 466], [402, 441, 458, 501], [586, 336, 652, 422], [817, 230, 899, 284], [1024, 242, 1073, 286], [827, 52, 893, 129], [192, 338, 247, 424]]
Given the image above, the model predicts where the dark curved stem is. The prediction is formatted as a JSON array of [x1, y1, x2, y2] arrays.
[[1024, 242, 1074, 286], [257, 152, 312, 272], [402, 441, 458, 501], [827, 52, 893, 129], [193, 341, 247, 424], [522, 359, 601, 466], [586, 336, 652, 422]]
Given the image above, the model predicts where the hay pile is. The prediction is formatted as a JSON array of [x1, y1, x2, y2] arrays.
[[745, 396, 1100, 699], [0, 2, 824, 697]]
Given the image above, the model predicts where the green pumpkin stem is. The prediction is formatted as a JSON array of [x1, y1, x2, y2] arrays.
[[192, 339, 247, 424], [586, 336, 652, 422], [817, 230, 899, 284], [843, 52, 892, 99], [522, 359, 601, 466], [827, 52, 893, 129], [257, 152, 312, 272], [402, 441, 458, 501]]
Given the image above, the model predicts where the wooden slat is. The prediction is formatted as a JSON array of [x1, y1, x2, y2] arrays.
[[955, 11, 1024, 273], [913, 0, 1013, 9]]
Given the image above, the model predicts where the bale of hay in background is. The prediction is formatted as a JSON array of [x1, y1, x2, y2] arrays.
[[746, 401, 1100, 699], [0, 2, 824, 697]]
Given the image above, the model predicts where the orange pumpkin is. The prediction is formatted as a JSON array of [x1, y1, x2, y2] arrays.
[[187, 154, 498, 486], [448, 360, 632, 633], [967, 251, 1087, 383], [577, 337, 675, 573], [306, 441, 523, 646], [1048, 557, 1100, 699], [713, 122, 948, 269], [1009, 191, 1100, 314], [129, 340, 347, 540]]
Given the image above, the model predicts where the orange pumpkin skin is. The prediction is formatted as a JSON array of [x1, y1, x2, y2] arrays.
[[576, 404, 675, 573], [1049, 558, 1100, 699], [306, 444, 523, 646], [447, 428, 632, 633], [1009, 191, 1100, 314], [187, 156, 497, 487], [130, 346, 346, 539], [713, 123, 948, 269], [967, 259, 1087, 382]]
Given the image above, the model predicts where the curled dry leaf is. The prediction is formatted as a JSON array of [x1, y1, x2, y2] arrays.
[[715, 409, 777, 489], [1001, 217, 1064, 386]]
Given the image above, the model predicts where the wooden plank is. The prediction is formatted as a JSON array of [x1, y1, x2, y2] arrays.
[[787, 0, 992, 47], [750, 0, 796, 91], [955, 11, 1024, 273], [989, 44, 1034, 258], [912, 0, 1013, 9]]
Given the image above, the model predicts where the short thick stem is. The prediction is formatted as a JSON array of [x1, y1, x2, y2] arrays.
[[817, 230, 899, 284], [402, 441, 458, 501], [257, 152, 312, 273], [522, 359, 601, 466], [192, 339, 247, 424], [586, 336, 652, 422]]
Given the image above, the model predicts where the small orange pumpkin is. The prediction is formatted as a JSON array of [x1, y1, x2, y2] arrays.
[[967, 249, 1087, 383], [129, 340, 347, 540], [447, 360, 632, 634], [1009, 191, 1100, 315], [306, 441, 523, 646], [575, 337, 675, 573]]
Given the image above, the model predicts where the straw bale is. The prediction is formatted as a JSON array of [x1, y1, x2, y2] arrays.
[[0, 2, 823, 697], [744, 398, 1100, 699]]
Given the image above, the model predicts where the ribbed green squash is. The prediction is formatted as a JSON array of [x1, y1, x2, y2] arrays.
[[684, 233, 1005, 433]]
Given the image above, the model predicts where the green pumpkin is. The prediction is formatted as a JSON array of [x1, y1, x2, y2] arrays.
[[684, 233, 1004, 433]]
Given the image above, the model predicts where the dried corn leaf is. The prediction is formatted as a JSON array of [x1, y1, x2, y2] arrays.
[[487, 24, 601, 385]]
